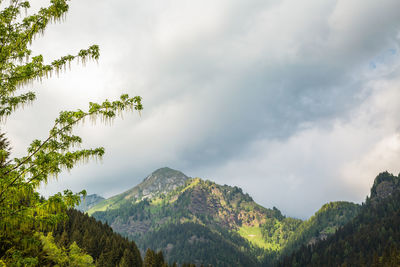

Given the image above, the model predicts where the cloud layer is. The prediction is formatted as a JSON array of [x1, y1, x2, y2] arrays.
[[6, 0, 400, 218]]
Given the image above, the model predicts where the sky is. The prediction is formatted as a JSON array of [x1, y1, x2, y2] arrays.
[[5, 0, 400, 219]]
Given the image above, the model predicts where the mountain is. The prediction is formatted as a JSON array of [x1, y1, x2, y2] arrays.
[[278, 171, 400, 266], [89, 168, 293, 265], [88, 167, 189, 214], [121, 167, 190, 200], [87, 167, 362, 266], [281, 201, 360, 256], [76, 194, 105, 212], [370, 171, 400, 200]]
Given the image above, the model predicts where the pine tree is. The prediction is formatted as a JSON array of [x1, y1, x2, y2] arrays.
[[144, 249, 156, 267], [155, 250, 165, 267], [58, 230, 70, 247], [119, 248, 136, 267]]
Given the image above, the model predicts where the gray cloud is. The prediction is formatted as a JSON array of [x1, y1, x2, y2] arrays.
[[6, 0, 400, 218]]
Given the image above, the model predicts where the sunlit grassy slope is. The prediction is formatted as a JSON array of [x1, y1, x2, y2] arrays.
[[238, 225, 279, 250]]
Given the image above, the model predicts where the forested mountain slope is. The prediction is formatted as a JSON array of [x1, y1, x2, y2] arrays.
[[281, 201, 360, 257], [88, 167, 362, 266], [89, 168, 295, 265], [278, 171, 400, 267]]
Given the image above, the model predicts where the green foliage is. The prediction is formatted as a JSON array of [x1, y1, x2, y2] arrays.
[[0, 0, 100, 118], [0, 0, 142, 264], [0, 132, 10, 168], [38, 232, 94, 266], [39, 232, 69, 265], [259, 217, 302, 251], [68, 242, 95, 266], [238, 225, 275, 250]]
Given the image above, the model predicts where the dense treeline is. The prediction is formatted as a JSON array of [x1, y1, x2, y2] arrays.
[[52, 209, 197, 267], [53, 209, 142, 266], [137, 222, 259, 267], [278, 172, 400, 267]]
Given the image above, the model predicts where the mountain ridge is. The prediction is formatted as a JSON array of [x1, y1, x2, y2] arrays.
[[87, 167, 361, 266], [279, 171, 400, 266], [87, 167, 189, 214]]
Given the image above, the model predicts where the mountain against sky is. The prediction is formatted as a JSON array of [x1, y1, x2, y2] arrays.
[[120, 167, 190, 200], [279, 171, 400, 266], [87, 167, 361, 266], [76, 194, 105, 212], [281, 201, 360, 257], [87, 167, 189, 214]]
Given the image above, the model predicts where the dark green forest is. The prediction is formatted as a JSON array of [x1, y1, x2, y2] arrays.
[[53, 209, 142, 267], [137, 222, 258, 267], [53, 209, 199, 267]]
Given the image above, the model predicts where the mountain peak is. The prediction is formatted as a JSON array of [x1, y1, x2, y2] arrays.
[[144, 167, 186, 181], [370, 171, 400, 200], [120, 167, 189, 201]]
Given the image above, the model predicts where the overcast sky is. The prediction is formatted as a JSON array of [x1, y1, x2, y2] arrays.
[[5, 0, 400, 218]]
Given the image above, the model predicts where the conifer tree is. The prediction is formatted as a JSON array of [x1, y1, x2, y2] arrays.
[[119, 248, 136, 267], [144, 248, 156, 267], [155, 250, 165, 267], [0, 0, 142, 264]]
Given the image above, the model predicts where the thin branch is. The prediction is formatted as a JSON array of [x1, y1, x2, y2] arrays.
[[3, 121, 65, 176], [0, 165, 31, 203]]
